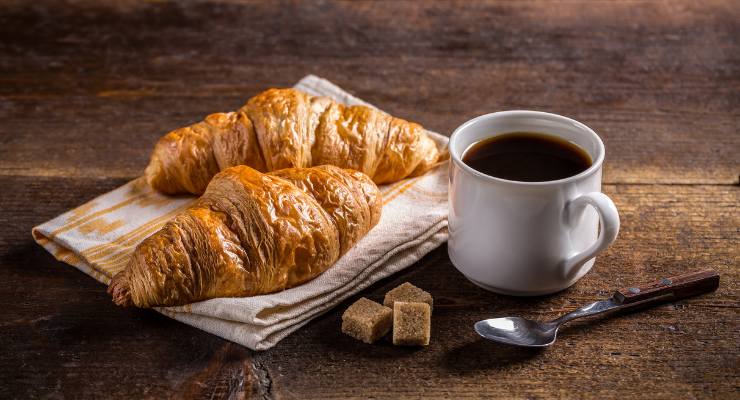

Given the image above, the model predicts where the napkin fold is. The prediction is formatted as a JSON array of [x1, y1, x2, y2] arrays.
[[32, 75, 449, 350]]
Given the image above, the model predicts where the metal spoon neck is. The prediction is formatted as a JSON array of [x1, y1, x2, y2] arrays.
[[550, 296, 622, 325]]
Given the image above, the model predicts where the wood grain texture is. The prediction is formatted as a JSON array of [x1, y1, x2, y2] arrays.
[[0, 0, 738, 399], [0, 0, 738, 183]]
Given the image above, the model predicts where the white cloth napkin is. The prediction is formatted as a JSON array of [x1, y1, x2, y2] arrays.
[[32, 75, 449, 350]]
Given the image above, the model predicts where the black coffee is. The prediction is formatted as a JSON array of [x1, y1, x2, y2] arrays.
[[462, 132, 592, 182]]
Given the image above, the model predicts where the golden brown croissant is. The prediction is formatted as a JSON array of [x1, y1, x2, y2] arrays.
[[108, 165, 381, 308], [145, 88, 441, 195]]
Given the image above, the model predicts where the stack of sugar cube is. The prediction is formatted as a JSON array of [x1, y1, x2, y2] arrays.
[[341, 282, 433, 346]]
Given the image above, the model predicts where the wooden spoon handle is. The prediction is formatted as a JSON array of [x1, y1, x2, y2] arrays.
[[614, 269, 719, 304]]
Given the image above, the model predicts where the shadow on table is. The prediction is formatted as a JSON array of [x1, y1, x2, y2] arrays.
[[440, 338, 544, 375]]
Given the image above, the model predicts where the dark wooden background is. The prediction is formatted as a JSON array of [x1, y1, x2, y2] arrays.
[[1, 1, 738, 398]]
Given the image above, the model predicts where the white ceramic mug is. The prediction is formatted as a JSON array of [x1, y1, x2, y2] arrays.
[[448, 111, 620, 296]]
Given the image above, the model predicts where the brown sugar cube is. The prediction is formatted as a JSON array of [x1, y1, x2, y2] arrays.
[[383, 282, 433, 311], [392, 302, 431, 346], [341, 297, 392, 344]]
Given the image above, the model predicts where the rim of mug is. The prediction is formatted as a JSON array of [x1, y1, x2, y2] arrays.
[[448, 110, 606, 187]]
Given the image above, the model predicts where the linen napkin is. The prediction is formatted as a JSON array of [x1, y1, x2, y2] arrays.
[[32, 75, 449, 350]]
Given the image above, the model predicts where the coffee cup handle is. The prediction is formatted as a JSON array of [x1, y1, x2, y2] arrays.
[[561, 192, 620, 280]]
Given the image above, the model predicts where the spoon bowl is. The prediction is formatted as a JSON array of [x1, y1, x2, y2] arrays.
[[474, 317, 558, 347]]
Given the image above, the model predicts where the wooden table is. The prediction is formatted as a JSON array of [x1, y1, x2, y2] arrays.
[[1, 1, 738, 398]]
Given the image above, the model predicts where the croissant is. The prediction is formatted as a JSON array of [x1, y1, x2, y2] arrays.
[[145, 88, 442, 195], [108, 165, 382, 308]]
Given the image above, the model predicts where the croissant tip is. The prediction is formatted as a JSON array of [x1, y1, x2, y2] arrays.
[[108, 273, 133, 307]]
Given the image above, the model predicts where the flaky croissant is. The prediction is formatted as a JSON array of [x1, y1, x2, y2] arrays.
[[108, 165, 381, 308], [145, 88, 442, 195]]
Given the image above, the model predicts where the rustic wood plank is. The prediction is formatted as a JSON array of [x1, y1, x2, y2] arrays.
[[0, 175, 737, 398], [0, 0, 738, 183]]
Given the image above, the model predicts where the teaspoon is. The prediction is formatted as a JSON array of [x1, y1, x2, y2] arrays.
[[475, 269, 719, 347]]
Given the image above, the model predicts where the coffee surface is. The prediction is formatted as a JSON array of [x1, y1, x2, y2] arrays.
[[462, 132, 592, 182]]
